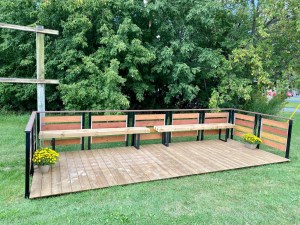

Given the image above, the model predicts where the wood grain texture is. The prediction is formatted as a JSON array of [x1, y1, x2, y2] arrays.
[[262, 118, 289, 129], [135, 114, 165, 120], [262, 139, 286, 151], [92, 115, 127, 122], [235, 113, 255, 122], [261, 132, 287, 144], [0, 23, 59, 35], [41, 116, 81, 123], [41, 124, 81, 131], [135, 120, 165, 127], [205, 118, 228, 124], [262, 125, 287, 137], [173, 113, 199, 119], [92, 135, 126, 144], [205, 112, 229, 118], [39, 127, 150, 139], [44, 139, 81, 146], [172, 119, 199, 125], [30, 140, 288, 198], [234, 125, 253, 134], [235, 119, 254, 128], [92, 122, 126, 129], [0, 78, 59, 84], [172, 131, 198, 137], [140, 133, 162, 140]]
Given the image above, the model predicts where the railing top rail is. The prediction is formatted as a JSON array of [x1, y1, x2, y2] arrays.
[[234, 109, 292, 121], [32, 108, 292, 122], [36, 108, 232, 113], [25, 111, 37, 132]]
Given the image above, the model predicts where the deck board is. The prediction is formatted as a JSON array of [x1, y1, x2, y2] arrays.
[[30, 140, 289, 198]]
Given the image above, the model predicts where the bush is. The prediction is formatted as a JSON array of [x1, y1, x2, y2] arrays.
[[242, 90, 286, 115]]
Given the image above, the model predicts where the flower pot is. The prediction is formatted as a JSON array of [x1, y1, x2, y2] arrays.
[[39, 165, 50, 174], [245, 143, 257, 149]]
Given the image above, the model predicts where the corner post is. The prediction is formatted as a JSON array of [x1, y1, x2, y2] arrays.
[[131, 112, 136, 146], [25, 132, 31, 198], [230, 110, 235, 139], [285, 120, 293, 159], [200, 111, 205, 140]]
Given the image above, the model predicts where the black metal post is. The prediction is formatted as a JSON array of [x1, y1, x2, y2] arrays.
[[30, 125, 35, 175], [167, 112, 173, 143], [36, 113, 40, 149], [285, 120, 293, 159], [254, 114, 258, 135], [88, 112, 92, 150], [25, 132, 30, 198], [81, 112, 85, 150], [126, 112, 131, 146], [52, 138, 56, 150], [131, 112, 136, 146], [200, 112, 205, 140], [257, 114, 262, 149], [230, 110, 235, 139], [197, 112, 201, 141]]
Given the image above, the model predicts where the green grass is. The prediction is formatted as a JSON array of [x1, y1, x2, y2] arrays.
[[285, 101, 300, 108], [1, 113, 300, 224]]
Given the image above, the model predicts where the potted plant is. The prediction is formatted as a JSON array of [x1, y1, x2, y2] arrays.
[[242, 133, 262, 149], [32, 148, 59, 173]]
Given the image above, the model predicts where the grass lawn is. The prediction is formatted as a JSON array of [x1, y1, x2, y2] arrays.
[[0, 112, 299, 224], [285, 101, 300, 108]]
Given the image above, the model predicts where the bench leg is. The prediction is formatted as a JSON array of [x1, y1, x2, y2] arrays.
[[51, 138, 56, 150], [134, 134, 140, 150], [219, 129, 229, 142], [162, 132, 169, 147]]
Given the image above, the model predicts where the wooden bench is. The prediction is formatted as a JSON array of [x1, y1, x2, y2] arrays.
[[39, 127, 150, 150], [154, 123, 235, 146]]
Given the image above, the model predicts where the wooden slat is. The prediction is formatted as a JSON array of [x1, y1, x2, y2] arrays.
[[262, 118, 289, 129], [135, 114, 165, 120], [234, 125, 253, 134], [154, 123, 235, 132], [261, 132, 287, 144], [135, 120, 164, 127], [39, 127, 150, 139], [172, 131, 197, 137], [262, 125, 287, 137], [140, 133, 162, 140], [235, 119, 254, 128], [92, 135, 125, 144], [205, 118, 227, 124], [234, 131, 246, 138], [205, 112, 228, 118], [92, 122, 126, 128], [235, 113, 255, 122], [92, 115, 127, 122], [44, 138, 81, 146], [172, 113, 199, 119], [204, 130, 225, 135], [0, 78, 59, 84], [41, 116, 81, 123], [262, 139, 286, 151], [172, 119, 198, 125], [41, 124, 81, 131], [0, 23, 59, 35]]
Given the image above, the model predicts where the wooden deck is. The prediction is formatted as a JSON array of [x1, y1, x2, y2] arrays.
[[30, 140, 289, 198]]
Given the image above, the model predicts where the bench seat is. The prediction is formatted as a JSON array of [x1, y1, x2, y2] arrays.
[[39, 127, 150, 149], [154, 123, 235, 146], [154, 123, 235, 132]]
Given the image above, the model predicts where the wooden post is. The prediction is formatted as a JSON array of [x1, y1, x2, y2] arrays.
[[36, 26, 45, 113]]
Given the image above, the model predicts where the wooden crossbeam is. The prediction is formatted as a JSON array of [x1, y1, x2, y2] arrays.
[[0, 78, 59, 84], [0, 23, 59, 35]]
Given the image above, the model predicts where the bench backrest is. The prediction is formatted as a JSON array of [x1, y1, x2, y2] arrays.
[[134, 114, 165, 140], [91, 115, 127, 143], [204, 112, 229, 135], [172, 113, 199, 138], [41, 115, 82, 146]]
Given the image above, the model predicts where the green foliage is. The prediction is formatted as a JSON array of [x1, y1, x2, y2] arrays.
[[242, 90, 286, 115], [0, 0, 299, 110]]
